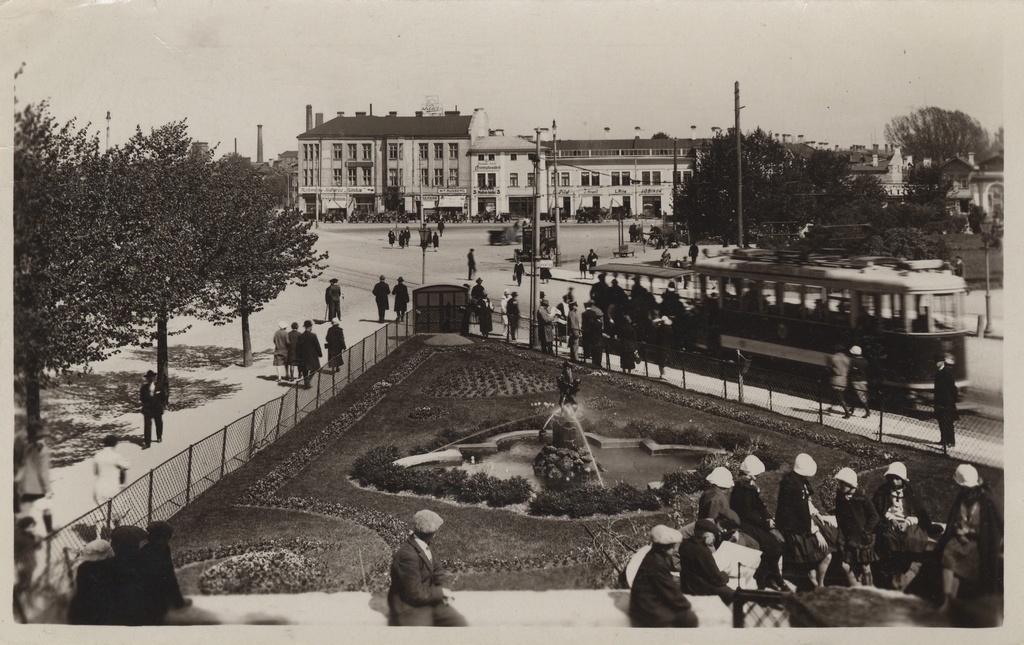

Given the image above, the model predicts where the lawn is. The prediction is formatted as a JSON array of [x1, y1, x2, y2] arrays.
[[936, 232, 1003, 286], [167, 336, 1002, 594]]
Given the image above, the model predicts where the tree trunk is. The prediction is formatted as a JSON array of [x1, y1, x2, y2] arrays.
[[157, 313, 170, 406], [241, 285, 252, 367], [24, 371, 43, 442]]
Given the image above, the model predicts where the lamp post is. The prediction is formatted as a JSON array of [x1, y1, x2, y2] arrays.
[[979, 212, 994, 336], [418, 218, 430, 285], [530, 127, 549, 349]]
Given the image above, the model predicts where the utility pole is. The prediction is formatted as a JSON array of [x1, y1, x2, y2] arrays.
[[735, 81, 743, 248], [530, 127, 548, 349], [552, 119, 560, 266], [672, 137, 678, 236]]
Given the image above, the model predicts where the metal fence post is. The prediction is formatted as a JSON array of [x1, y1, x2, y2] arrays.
[[737, 362, 745, 404], [294, 382, 299, 421], [362, 336, 366, 375], [275, 393, 284, 440], [332, 363, 337, 396], [248, 411, 257, 461], [348, 347, 353, 381], [817, 380, 824, 425], [878, 396, 884, 442], [769, 379, 773, 412], [681, 354, 687, 390], [219, 426, 228, 478], [147, 470, 154, 524], [185, 444, 194, 506], [106, 499, 113, 533]]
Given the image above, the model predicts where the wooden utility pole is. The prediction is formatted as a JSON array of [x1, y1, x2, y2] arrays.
[[735, 81, 743, 248]]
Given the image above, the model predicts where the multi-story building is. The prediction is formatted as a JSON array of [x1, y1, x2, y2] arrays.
[[940, 152, 1003, 219], [547, 138, 699, 219], [468, 130, 547, 219], [296, 106, 477, 220]]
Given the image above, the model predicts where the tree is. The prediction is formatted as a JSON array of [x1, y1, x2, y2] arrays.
[[196, 155, 328, 366], [884, 107, 990, 164], [651, 132, 672, 139], [904, 163, 953, 215]]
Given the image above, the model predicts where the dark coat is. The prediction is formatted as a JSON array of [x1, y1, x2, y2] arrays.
[[286, 329, 301, 364], [68, 559, 117, 624], [513, 262, 525, 280], [934, 366, 958, 410], [849, 355, 869, 383], [325, 325, 346, 362], [140, 381, 164, 416], [296, 330, 322, 372], [677, 537, 729, 595], [372, 281, 391, 309], [506, 297, 520, 322], [730, 480, 773, 531], [582, 305, 604, 348], [834, 492, 880, 545], [629, 545, 693, 628], [387, 535, 452, 625], [392, 283, 410, 312], [776, 471, 814, 536], [537, 306, 556, 342], [935, 487, 1003, 595], [871, 481, 931, 530], [134, 542, 187, 625], [698, 486, 730, 521], [325, 283, 341, 305]]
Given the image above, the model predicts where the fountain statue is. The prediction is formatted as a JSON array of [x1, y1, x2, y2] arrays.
[[533, 362, 604, 486]]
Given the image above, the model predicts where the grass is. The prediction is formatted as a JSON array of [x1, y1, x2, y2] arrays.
[[935, 232, 1003, 285], [167, 337, 1002, 593]]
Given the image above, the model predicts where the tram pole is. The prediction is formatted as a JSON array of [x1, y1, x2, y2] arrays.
[[735, 81, 743, 248]]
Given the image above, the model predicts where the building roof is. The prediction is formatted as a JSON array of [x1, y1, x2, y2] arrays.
[[298, 114, 473, 139], [470, 136, 542, 152], [940, 157, 975, 173], [977, 153, 1003, 172], [278, 150, 298, 159], [556, 138, 703, 151]]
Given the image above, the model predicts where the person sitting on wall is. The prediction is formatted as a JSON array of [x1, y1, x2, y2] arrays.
[[678, 519, 734, 605], [629, 525, 698, 628]]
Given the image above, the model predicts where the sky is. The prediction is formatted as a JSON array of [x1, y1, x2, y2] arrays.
[[5, 0, 1012, 161]]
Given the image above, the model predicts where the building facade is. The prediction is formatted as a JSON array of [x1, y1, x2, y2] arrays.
[[468, 132, 548, 219], [940, 152, 1003, 220], [296, 107, 477, 220]]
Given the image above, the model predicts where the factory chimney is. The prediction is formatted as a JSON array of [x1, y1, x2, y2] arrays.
[[257, 124, 264, 163], [306, 105, 313, 131], [315, 113, 323, 127]]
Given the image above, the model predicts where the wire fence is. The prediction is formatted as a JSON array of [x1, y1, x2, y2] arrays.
[[468, 302, 1003, 469], [14, 317, 414, 623]]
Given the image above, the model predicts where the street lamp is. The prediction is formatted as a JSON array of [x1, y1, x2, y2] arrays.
[[529, 127, 549, 349], [418, 220, 431, 285], [979, 212, 995, 336]]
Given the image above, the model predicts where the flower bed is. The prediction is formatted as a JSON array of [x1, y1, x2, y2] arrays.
[[198, 549, 322, 595], [425, 358, 553, 397]]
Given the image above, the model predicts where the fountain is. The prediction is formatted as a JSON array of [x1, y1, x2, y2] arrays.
[[532, 362, 604, 486]]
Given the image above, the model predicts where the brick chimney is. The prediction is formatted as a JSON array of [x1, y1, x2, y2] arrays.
[[872, 154, 878, 167], [797, 134, 804, 144], [388, 111, 398, 116], [306, 105, 313, 131], [257, 124, 263, 163], [315, 113, 323, 127]]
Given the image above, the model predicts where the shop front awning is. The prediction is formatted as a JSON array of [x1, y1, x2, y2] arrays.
[[439, 197, 465, 208]]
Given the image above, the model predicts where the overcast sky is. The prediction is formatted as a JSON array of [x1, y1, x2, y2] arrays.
[[7, 0, 1011, 160]]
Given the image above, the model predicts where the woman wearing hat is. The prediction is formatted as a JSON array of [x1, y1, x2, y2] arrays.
[[776, 453, 837, 588], [833, 467, 879, 586], [629, 525, 698, 628], [731, 455, 787, 590], [677, 519, 734, 605], [67, 539, 115, 624], [935, 464, 1003, 611], [871, 462, 932, 589], [698, 466, 734, 521]]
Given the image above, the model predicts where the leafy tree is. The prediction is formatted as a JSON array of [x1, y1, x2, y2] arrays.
[[196, 155, 329, 366], [904, 163, 953, 215], [884, 107, 991, 164], [651, 132, 672, 139]]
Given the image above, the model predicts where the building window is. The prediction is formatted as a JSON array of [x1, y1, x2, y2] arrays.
[[449, 143, 458, 159], [527, 173, 535, 187], [388, 168, 399, 186], [652, 171, 661, 185], [488, 154, 495, 161], [623, 195, 631, 213], [673, 170, 681, 184], [642, 171, 651, 185], [419, 143, 429, 160], [389, 143, 401, 160], [478, 154, 485, 161], [592, 172, 600, 186], [362, 167, 371, 186], [420, 168, 429, 186], [348, 168, 357, 185], [333, 168, 344, 185], [487, 173, 496, 188], [561, 172, 569, 187], [434, 168, 444, 186], [434, 143, 443, 160], [348, 144, 357, 159], [581, 172, 590, 186], [362, 144, 372, 160], [593, 196, 601, 209], [510, 153, 518, 161], [509, 173, 519, 187], [477, 173, 487, 188], [611, 171, 621, 186], [622, 172, 631, 185], [449, 168, 459, 186], [333, 144, 344, 160]]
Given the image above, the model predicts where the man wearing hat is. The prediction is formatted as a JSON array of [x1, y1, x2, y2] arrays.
[[295, 320, 322, 388], [372, 275, 391, 323], [388, 510, 467, 626], [272, 321, 290, 381], [629, 525, 698, 628], [506, 291, 521, 341], [140, 370, 164, 448], [325, 278, 342, 321], [934, 353, 959, 451], [470, 277, 486, 301], [537, 297, 557, 354], [566, 300, 583, 361], [467, 248, 476, 280], [582, 300, 605, 368], [677, 519, 734, 605], [325, 318, 347, 372], [871, 462, 933, 589], [392, 277, 410, 322], [136, 521, 191, 624]]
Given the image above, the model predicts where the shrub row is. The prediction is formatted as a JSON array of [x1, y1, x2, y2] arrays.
[[407, 415, 543, 456], [528, 483, 662, 518]]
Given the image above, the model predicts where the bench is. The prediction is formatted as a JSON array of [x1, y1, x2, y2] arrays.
[[613, 245, 635, 258]]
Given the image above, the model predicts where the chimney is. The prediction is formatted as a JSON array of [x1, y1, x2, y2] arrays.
[[473, 107, 489, 138], [388, 111, 398, 117], [835, 145, 839, 151], [873, 143, 879, 152], [337, 111, 344, 117], [798, 134, 804, 144], [968, 151, 975, 166], [872, 154, 878, 167], [415, 111, 423, 117], [781, 134, 788, 143], [257, 124, 264, 163], [604, 127, 611, 139], [315, 113, 323, 127], [306, 105, 313, 131], [355, 111, 366, 116], [444, 110, 460, 115], [370, 103, 373, 116], [691, 125, 697, 139]]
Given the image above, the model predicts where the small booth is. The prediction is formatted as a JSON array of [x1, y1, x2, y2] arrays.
[[413, 284, 469, 334]]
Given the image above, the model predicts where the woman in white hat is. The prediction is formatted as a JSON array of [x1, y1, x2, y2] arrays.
[[698, 466, 734, 521], [731, 455, 786, 590], [935, 464, 1003, 612], [776, 453, 836, 588], [833, 467, 879, 586], [870, 462, 933, 589]]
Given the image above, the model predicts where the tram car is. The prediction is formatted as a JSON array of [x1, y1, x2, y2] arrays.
[[691, 249, 968, 399]]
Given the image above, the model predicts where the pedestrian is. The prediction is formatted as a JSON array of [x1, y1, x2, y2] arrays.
[[325, 278, 342, 320], [540, 266, 552, 284], [296, 320, 322, 388], [582, 300, 605, 368], [833, 467, 879, 586], [629, 525, 699, 628], [578, 254, 588, 279], [92, 435, 129, 539], [730, 455, 786, 591], [661, 247, 671, 268], [325, 318, 347, 371], [651, 315, 672, 378], [506, 292, 521, 341], [776, 453, 838, 589], [432, 231, 439, 251], [871, 462, 932, 589], [372, 275, 391, 323], [936, 464, 1003, 613], [952, 255, 965, 278], [677, 519, 734, 605], [140, 370, 164, 448], [397, 228, 405, 249], [699, 466, 734, 520], [848, 345, 870, 418], [471, 277, 486, 300], [826, 344, 852, 418], [513, 258, 525, 286], [467, 248, 477, 280], [478, 293, 493, 338], [135, 521, 192, 624], [67, 538, 115, 624], [537, 298, 556, 354], [934, 354, 958, 450], [272, 321, 290, 381], [688, 242, 699, 267], [587, 248, 598, 274], [387, 509, 467, 626], [619, 315, 638, 373], [566, 301, 582, 361], [287, 322, 301, 380], [437, 219, 445, 237], [392, 277, 410, 322], [388, 229, 396, 248], [102, 525, 151, 625], [404, 226, 411, 249], [19, 434, 54, 535]]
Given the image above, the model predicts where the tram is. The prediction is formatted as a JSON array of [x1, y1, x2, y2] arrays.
[[692, 249, 969, 397]]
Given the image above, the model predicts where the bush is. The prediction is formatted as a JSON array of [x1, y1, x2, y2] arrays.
[[351, 445, 403, 485], [199, 549, 321, 595], [456, 472, 495, 504], [486, 476, 534, 507], [527, 482, 664, 518]]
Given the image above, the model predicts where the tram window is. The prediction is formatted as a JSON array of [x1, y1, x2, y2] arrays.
[[723, 278, 741, 310], [761, 281, 778, 314], [879, 293, 906, 331], [780, 284, 803, 318], [740, 280, 760, 312], [908, 294, 929, 332], [931, 293, 961, 331], [827, 288, 850, 326], [856, 292, 878, 330]]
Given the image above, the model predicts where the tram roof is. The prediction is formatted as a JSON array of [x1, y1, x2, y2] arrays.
[[592, 263, 691, 280], [697, 250, 966, 292]]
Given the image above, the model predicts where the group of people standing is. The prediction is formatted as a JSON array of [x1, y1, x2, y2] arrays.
[[629, 453, 1002, 627], [272, 318, 346, 387], [372, 275, 410, 323]]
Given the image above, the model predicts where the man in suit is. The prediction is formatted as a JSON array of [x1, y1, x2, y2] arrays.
[[372, 275, 391, 323], [295, 320, 322, 388], [629, 525, 698, 628], [325, 318, 346, 371], [325, 278, 342, 320], [139, 370, 164, 448], [388, 509, 467, 627], [934, 354, 959, 451]]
